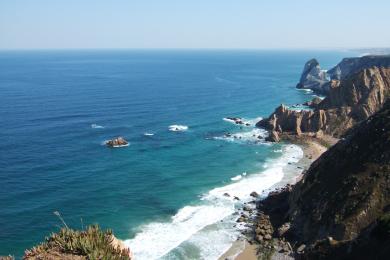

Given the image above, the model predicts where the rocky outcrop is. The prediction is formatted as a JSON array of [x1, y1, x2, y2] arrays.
[[265, 130, 280, 142], [106, 137, 129, 147], [303, 97, 323, 109], [328, 55, 390, 80], [296, 59, 329, 93], [255, 100, 390, 259], [296, 55, 390, 94], [258, 66, 390, 138]]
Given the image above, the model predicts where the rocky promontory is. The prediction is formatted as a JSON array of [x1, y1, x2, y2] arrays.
[[296, 55, 390, 94], [253, 99, 390, 259], [258, 56, 390, 140]]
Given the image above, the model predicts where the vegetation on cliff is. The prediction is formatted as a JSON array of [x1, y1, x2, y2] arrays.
[[24, 225, 131, 260]]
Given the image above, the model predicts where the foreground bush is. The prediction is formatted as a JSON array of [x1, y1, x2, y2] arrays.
[[24, 225, 131, 260]]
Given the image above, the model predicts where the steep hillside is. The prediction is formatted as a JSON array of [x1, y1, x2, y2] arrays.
[[256, 100, 390, 259]]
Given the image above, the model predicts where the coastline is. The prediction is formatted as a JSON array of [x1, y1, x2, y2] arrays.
[[219, 137, 329, 260]]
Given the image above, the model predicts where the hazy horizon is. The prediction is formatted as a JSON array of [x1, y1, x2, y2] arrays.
[[1, 0, 389, 50]]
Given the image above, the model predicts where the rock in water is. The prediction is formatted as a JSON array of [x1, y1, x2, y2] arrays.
[[106, 137, 129, 147], [265, 130, 280, 142], [296, 58, 329, 93]]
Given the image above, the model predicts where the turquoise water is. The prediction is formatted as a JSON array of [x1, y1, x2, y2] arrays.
[[0, 50, 355, 258]]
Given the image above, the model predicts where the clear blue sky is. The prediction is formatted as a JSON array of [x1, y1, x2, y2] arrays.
[[1, 0, 389, 49]]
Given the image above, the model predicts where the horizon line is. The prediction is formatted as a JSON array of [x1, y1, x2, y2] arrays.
[[0, 47, 389, 52]]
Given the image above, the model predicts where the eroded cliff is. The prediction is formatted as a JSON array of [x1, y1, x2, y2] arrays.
[[257, 65, 390, 138]]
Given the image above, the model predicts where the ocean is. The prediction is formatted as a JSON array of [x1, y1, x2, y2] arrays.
[[0, 49, 356, 259]]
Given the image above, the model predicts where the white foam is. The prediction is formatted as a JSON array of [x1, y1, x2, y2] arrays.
[[125, 203, 234, 259], [124, 144, 304, 260], [214, 128, 268, 144], [169, 125, 188, 132], [230, 175, 242, 181], [223, 117, 238, 124], [101, 140, 130, 147], [222, 117, 262, 127], [298, 88, 314, 93], [91, 123, 104, 129], [144, 132, 154, 136]]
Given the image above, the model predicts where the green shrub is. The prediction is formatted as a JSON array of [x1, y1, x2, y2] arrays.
[[24, 225, 130, 260]]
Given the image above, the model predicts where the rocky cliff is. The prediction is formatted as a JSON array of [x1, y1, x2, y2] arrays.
[[257, 64, 390, 138], [296, 59, 329, 93], [296, 55, 390, 94], [256, 99, 390, 259], [328, 55, 390, 80]]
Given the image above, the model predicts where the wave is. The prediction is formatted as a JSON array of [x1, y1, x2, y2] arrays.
[[144, 132, 154, 136], [124, 145, 303, 259], [169, 125, 188, 132], [91, 123, 104, 129], [230, 175, 242, 181]]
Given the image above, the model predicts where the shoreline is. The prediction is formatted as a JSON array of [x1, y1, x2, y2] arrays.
[[219, 136, 330, 260]]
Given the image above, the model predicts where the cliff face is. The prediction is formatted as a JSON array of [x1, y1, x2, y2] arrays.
[[295, 55, 390, 94], [328, 55, 390, 80], [257, 66, 390, 138], [289, 100, 390, 258], [257, 100, 390, 259]]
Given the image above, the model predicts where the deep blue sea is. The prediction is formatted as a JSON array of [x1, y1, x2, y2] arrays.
[[0, 50, 357, 259]]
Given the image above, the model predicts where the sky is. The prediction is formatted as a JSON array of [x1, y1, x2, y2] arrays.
[[1, 0, 389, 49]]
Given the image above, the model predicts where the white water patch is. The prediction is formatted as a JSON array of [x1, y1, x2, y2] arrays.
[[298, 88, 314, 93], [125, 203, 234, 260], [223, 117, 239, 124], [311, 94, 326, 100], [214, 128, 268, 144], [169, 125, 188, 132], [230, 175, 242, 181], [124, 144, 303, 260], [244, 117, 263, 126], [101, 140, 130, 147], [91, 123, 104, 129], [144, 132, 154, 136], [222, 117, 262, 127]]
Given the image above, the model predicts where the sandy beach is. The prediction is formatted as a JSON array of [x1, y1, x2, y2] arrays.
[[219, 137, 330, 260]]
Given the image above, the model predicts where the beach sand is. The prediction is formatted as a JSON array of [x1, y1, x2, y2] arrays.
[[218, 137, 331, 260]]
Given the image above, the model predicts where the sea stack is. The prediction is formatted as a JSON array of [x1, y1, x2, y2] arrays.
[[296, 58, 329, 93], [259, 56, 390, 140]]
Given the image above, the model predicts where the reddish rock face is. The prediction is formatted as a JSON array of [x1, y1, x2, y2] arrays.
[[257, 67, 390, 138]]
